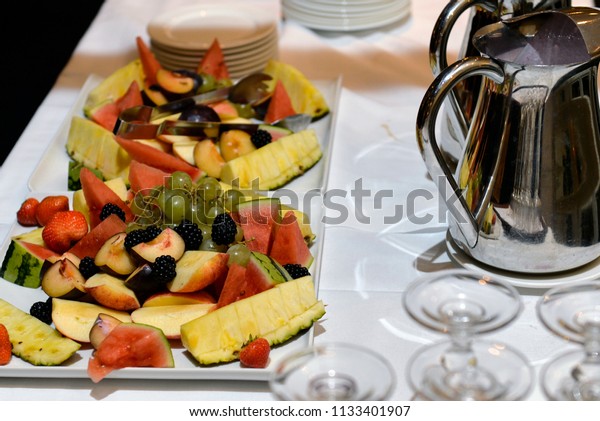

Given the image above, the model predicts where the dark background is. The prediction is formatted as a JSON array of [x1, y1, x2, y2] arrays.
[[3, 1, 105, 166]]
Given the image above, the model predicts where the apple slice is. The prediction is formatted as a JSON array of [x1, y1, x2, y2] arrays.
[[172, 139, 199, 165], [130, 303, 215, 339], [85, 273, 141, 311], [166, 250, 229, 293], [130, 227, 185, 263], [134, 139, 172, 153], [52, 298, 131, 343], [94, 232, 138, 276], [41, 257, 87, 299], [143, 290, 215, 307], [89, 313, 124, 349], [193, 139, 225, 179]]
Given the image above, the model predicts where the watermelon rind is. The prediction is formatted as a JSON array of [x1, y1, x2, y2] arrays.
[[0, 240, 57, 288]]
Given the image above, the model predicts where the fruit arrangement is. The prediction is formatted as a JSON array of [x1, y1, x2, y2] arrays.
[[66, 37, 330, 191], [0, 168, 325, 381]]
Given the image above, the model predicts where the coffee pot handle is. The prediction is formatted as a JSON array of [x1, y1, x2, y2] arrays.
[[429, 0, 497, 76], [416, 56, 503, 248]]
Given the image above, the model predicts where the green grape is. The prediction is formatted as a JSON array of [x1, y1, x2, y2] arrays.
[[155, 186, 172, 212], [167, 171, 193, 191], [226, 243, 251, 267], [222, 188, 245, 212], [163, 189, 191, 224], [205, 205, 226, 225], [195, 176, 222, 202], [199, 238, 227, 252], [197, 73, 216, 94]]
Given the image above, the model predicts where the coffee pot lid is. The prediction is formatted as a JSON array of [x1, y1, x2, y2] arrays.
[[473, 7, 600, 66]]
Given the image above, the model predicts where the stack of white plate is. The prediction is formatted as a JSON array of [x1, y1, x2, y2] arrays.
[[282, 0, 411, 32], [147, 4, 279, 79]]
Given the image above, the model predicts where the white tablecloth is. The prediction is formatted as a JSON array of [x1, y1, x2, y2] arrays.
[[0, 0, 595, 402]]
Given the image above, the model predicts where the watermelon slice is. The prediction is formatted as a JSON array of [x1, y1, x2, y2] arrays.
[[197, 38, 229, 80], [90, 81, 144, 132], [216, 252, 289, 308], [68, 214, 128, 259], [136, 36, 162, 87], [87, 322, 174, 383], [0, 240, 59, 288], [128, 160, 170, 195], [264, 80, 296, 125], [80, 167, 134, 228], [270, 211, 314, 268], [115, 137, 203, 181], [234, 198, 281, 254]]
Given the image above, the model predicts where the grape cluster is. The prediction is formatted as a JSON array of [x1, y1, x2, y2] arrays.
[[129, 172, 246, 252]]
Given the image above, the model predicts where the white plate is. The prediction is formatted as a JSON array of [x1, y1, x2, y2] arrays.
[[28, 75, 342, 194], [147, 5, 276, 50], [0, 191, 325, 380], [446, 232, 600, 289]]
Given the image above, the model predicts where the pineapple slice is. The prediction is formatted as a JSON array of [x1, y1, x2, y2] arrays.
[[263, 59, 329, 120], [0, 298, 80, 366], [220, 129, 322, 190], [180, 276, 325, 365]]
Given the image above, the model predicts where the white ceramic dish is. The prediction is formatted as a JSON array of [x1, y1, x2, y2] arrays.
[[27, 75, 342, 194], [446, 233, 600, 289], [0, 191, 325, 381], [147, 5, 276, 50]]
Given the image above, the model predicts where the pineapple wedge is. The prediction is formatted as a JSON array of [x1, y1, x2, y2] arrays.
[[220, 129, 322, 190], [0, 298, 80, 366], [180, 276, 325, 365]]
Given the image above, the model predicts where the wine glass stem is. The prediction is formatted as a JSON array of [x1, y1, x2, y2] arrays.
[[442, 328, 476, 372]]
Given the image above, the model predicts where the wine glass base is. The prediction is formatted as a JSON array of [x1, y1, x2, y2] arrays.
[[541, 349, 600, 401], [408, 339, 533, 401]]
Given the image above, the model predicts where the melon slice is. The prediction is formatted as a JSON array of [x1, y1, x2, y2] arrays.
[[80, 167, 134, 228], [197, 38, 229, 81], [234, 197, 281, 254], [136, 36, 162, 87], [68, 214, 128, 260], [270, 211, 314, 268], [90, 80, 144, 132], [128, 160, 170, 195], [115, 136, 203, 181], [264, 80, 296, 125], [0, 240, 59, 288], [87, 322, 174, 383]]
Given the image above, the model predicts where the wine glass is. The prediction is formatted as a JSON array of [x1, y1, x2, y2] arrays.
[[403, 269, 533, 400], [269, 342, 396, 400], [537, 281, 600, 400]]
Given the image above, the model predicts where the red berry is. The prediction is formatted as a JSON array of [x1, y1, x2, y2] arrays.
[[16, 197, 40, 226], [42, 210, 89, 254], [0, 323, 11, 366], [36, 195, 70, 226], [239, 337, 270, 368]]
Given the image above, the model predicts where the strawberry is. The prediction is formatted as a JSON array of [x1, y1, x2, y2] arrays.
[[0, 323, 11, 366], [16, 197, 40, 226], [239, 337, 270, 368], [36, 195, 70, 226], [42, 210, 89, 254]]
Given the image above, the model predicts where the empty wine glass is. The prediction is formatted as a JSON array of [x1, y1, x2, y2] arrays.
[[537, 281, 600, 400], [269, 342, 396, 400], [403, 269, 533, 400]]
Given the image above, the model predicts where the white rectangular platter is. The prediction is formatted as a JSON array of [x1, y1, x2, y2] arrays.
[[28, 75, 342, 194], [0, 191, 325, 381]]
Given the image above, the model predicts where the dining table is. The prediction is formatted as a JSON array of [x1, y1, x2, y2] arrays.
[[0, 0, 598, 404]]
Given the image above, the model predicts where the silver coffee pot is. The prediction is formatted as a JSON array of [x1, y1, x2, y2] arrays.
[[430, 0, 572, 168], [417, 7, 600, 273]]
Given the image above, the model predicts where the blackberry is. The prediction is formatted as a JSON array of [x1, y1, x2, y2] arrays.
[[174, 219, 202, 250], [283, 263, 310, 279], [79, 256, 99, 279], [30, 298, 53, 325], [151, 255, 177, 284], [211, 212, 238, 245], [124, 228, 147, 249], [144, 225, 162, 242], [100, 203, 126, 222], [250, 129, 272, 149]]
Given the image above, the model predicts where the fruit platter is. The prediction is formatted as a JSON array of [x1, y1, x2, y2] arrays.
[[0, 37, 333, 382]]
